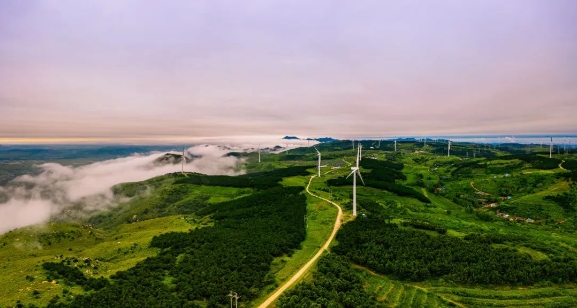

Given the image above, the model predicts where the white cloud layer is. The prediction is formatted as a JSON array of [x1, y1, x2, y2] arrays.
[[0, 145, 245, 234]]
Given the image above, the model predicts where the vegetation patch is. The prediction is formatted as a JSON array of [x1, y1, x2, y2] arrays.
[[332, 218, 577, 285], [43, 186, 307, 307], [277, 254, 382, 308]]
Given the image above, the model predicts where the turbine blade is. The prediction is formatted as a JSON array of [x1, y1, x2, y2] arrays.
[[357, 171, 365, 185], [346, 169, 356, 179]]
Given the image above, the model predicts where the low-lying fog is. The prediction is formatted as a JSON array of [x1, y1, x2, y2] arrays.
[[0, 144, 263, 235]]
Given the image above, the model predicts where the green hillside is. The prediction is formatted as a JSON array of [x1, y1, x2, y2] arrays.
[[1, 141, 577, 307]]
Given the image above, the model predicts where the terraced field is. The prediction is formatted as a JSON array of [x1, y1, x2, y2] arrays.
[[361, 271, 457, 307], [360, 268, 577, 308], [430, 286, 577, 307]]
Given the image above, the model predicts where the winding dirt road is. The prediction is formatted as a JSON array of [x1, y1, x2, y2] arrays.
[[470, 181, 491, 196], [258, 175, 343, 308]]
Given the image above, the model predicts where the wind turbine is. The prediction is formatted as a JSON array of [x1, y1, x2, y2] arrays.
[[359, 143, 362, 161], [378, 134, 382, 148], [181, 148, 187, 174], [314, 146, 321, 177], [394, 138, 397, 152], [447, 140, 451, 157], [181, 148, 186, 173], [549, 137, 553, 158], [228, 291, 234, 308], [352, 139, 355, 150], [258, 144, 261, 163], [346, 145, 365, 216]]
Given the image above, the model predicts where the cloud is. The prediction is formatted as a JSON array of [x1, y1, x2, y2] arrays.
[[0, 145, 246, 234], [0, 1, 576, 140]]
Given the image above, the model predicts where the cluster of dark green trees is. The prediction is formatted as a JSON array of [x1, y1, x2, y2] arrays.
[[545, 180, 577, 212], [452, 154, 563, 178], [327, 159, 430, 203], [277, 254, 382, 308], [91, 166, 313, 227], [174, 166, 312, 188], [42, 262, 109, 291], [42, 181, 307, 307], [333, 219, 577, 285], [400, 220, 447, 234], [500, 154, 561, 170]]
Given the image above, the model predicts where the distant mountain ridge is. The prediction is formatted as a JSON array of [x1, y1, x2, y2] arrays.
[[282, 136, 338, 142]]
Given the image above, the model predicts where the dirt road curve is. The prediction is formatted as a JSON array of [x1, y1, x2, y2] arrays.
[[470, 181, 491, 196], [258, 175, 343, 308]]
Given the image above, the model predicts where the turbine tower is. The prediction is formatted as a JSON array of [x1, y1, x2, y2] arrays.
[[378, 134, 382, 148], [314, 146, 321, 177], [448, 140, 451, 157], [359, 143, 362, 161], [258, 144, 261, 163], [352, 139, 355, 150], [394, 139, 397, 152], [181, 148, 186, 173], [550, 137, 553, 158], [346, 145, 365, 216]]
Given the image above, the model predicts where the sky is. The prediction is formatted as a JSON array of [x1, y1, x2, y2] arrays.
[[1, 0, 576, 143]]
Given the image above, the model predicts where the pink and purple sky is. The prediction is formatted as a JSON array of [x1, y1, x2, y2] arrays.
[[1, 0, 576, 143]]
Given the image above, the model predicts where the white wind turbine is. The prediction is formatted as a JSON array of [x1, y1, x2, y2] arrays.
[[549, 137, 553, 158], [447, 140, 451, 157], [346, 145, 365, 216], [181, 148, 187, 174], [378, 134, 382, 148], [258, 144, 261, 163], [359, 143, 362, 161], [352, 139, 355, 150], [394, 138, 397, 152], [314, 146, 321, 177]]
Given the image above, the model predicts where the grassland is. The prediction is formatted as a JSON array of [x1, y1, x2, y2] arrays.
[[1, 142, 576, 307], [0, 215, 196, 307], [276, 143, 577, 307]]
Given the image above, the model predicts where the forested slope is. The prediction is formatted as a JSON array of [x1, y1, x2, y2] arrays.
[[332, 218, 577, 285], [41, 186, 307, 308]]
